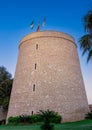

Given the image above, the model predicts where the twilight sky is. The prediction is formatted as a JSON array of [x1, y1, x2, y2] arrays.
[[0, 0, 92, 104]]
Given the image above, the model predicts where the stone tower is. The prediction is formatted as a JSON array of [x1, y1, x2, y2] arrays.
[[7, 31, 89, 122]]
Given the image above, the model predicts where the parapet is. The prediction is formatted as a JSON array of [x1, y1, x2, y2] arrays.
[[20, 31, 76, 48]]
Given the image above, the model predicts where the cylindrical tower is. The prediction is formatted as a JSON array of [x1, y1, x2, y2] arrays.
[[7, 31, 89, 122]]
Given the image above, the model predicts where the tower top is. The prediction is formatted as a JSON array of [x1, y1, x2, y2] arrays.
[[20, 31, 76, 47]]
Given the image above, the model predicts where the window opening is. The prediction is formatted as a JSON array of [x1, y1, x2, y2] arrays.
[[35, 63, 37, 70], [33, 84, 35, 91], [36, 44, 38, 49], [32, 111, 34, 115]]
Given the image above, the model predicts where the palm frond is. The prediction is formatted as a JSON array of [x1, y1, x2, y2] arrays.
[[87, 50, 92, 63], [79, 34, 91, 55], [84, 11, 92, 33]]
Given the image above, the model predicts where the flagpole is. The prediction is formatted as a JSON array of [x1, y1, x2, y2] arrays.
[[36, 22, 40, 32]]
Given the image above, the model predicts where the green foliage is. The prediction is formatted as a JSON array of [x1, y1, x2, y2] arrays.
[[0, 119, 6, 125], [79, 34, 92, 63], [18, 115, 31, 123], [0, 66, 13, 111], [8, 116, 20, 125], [38, 109, 62, 123], [79, 11, 92, 63], [38, 110, 61, 130], [84, 11, 92, 33], [8, 115, 31, 125], [85, 111, 92, 119], [8, 110, 61, 125], [1, 120, 92, 129], [0, 66, 12, 82], [50, 114, 61, 123], [41, 123, 54, 130], [8, 114, 42, 125], [30, 114, 42, 123]]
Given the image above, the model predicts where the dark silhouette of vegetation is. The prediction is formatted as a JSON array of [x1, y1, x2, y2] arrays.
[[0, 66, 13, 111], [85, 111, 92, 119], [8, 111, 61, 125], [38, 109, 62, 130], [79, 11, 92, 63]]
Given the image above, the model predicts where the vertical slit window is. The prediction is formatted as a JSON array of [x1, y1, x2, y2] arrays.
[[36, 44, 38, 49], [35, 63, 37, 70], [33, 84, 35, 91], [32, 111, 34, 115]]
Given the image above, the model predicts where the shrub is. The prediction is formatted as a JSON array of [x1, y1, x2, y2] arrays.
[[18, 115, 31, 123], [8, 110, 62, 125], [0, 119, 6, 125], [41, 122, 54, 130], [38, 109, 62, 130], [8, 116, 20, 125], [50, 114, 61, 123], [85, 111, 92, 119], [30, 114, 42, 123], [8, 114, 42, 125], [38, 110, 62, 124]]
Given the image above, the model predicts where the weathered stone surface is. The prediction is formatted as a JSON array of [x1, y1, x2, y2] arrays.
[[7, 31, 89, 122]]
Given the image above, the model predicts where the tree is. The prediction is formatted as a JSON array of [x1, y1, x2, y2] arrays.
[[79, 11, 92, 63], [38, 109, 59, 130], [0, 66, 13, 111]]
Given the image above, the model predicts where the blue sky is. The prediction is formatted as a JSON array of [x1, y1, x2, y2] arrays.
[[0, 0, 92, 104]]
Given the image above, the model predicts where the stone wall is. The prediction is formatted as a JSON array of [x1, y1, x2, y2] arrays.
[[7, 31, 89, 122]]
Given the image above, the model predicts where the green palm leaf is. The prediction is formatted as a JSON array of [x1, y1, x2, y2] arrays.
[[84, 11, 92, 33], [79, 11, 92, 63], [87, 50, 92, 63], [79, 34, 92, 62]]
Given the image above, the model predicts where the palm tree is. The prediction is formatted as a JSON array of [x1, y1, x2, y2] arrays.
[[38, 109, 58, 130], [84, 11, 92, 32], [79, 11, 92, 63]]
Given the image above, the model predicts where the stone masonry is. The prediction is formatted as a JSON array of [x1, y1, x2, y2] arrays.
[[7, 31, 89, 122]]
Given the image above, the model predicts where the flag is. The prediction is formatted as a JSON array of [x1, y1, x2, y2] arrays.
[[36, 22, 40, 31], [30, 20, 34, 29], [42, 17, 46, 26]]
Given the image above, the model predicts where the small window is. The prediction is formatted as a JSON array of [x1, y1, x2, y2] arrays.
[[35, 63, 37, 70], [32, 111, 34, 115], [33, 84, 35, 91], [36, 44, 38, 49]]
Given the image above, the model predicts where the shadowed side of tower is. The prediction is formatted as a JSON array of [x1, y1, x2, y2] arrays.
[[7, 31, 89, 122]]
